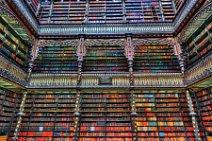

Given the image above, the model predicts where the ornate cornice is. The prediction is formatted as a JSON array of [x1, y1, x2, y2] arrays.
[[84, 39, 126, 47]]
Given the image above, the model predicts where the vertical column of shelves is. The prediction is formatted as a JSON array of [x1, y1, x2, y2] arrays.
[[83, 45, 128, 72], [0, 88, 19, 140], [134, 91, 159, 140], [187, 23, 212, 65], [160, 0, 175, 22], [50, 1, 70, 24], [54, 91, 77, 141], [106, 0, 123, 23], [79, 90, 132, 141], [178, 92, 196, 140], [68, 1, 86, 24], [105, 91, 132, 141], [195, 88, 212, 137], [156, 93, 187, 141], [88, 0, 106, 23], [79, 90, 106, 141], [125, 0, 143, 23], [18, 92, 58, 141], [34, 46, 78, 73], [0, 22, 28, 67], [38, 1, 51, 24], [134, 45, 180, 73]]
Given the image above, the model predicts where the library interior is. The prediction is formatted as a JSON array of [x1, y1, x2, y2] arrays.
[[0, 0, 211, 141]]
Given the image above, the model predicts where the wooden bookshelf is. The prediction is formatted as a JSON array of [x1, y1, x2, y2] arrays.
[[83, 45, 128, 72], [79, 89, 132, 141], [191, 87, 212, 141], [0, 88, 20, 141], [134, 90, 196, 141], [186, 23, 212, 66], [134, 45, 181, 73], [0, 22, 29, 68], [18, 90, 77, 141], [33, 45, 78, 73]]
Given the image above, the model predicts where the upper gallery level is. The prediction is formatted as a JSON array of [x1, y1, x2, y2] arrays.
[[5, 0, 206, 36]]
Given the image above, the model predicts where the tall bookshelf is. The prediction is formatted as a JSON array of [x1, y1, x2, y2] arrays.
[[83, 45, 128, 72], [134, 90, 196, 141], [33, 45, 78, 73], [0, 88, 20, 141], [134, 45, 180, 73], [0, 20, 29, 68], [191, 87, 212, 140], [79, 89, 132, 141], [186, 23, 212, 66], [18, 90, 77, 141]]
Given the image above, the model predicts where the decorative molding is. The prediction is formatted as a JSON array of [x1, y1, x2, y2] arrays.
[[84, 38, 126, 47], [133, 38, 174, 46], [185, 53, 212, 85], [0, 55, 27, 82]]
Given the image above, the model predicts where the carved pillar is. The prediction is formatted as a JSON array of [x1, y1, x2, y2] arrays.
[[186, 90, 201, 141], [125, 36, 134, 86], [13, 91, 27, 141], [169, 37, 185, 74], [26, 39, 46, 81], [77, 37, 86, 85]]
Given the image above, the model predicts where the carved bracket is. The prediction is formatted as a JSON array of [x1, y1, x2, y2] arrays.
[[125, 36, 134, 61], [77, 37, 86, 61]]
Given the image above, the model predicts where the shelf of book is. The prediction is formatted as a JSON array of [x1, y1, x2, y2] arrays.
[[0, 21, 29, 68], [134, 90, 195, 141], [25, 0, 182, 24], [33, 45, 78, 73], [0, 88, 21, 141], [186, 23, 212, 66], [79, 89, 132, 141], [83, 45, 128, 72], [17, 90, 77, 141], [191, 87, 212, 140], [134, 45, 181, 73]]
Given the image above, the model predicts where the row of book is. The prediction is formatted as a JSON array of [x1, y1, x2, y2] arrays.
[[0, 22, 28, 67], [34, 46, 77, 73], [0, 88, 20, 140], [193, 87, 212, 138], [83, 46, 128, 72], [187, 23, 212, 65], [134, 45, 180, 73]]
